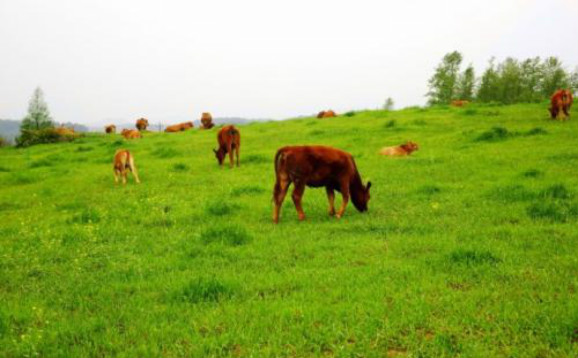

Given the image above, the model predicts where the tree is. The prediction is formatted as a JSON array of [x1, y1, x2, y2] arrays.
[[21, 87, 54, 131], [497, 58, 523, 104], [541, 57, 570, 97], [383, 97, 394, 110], [457, 65, 475, 101], [426, 51, 463, 105], [477, 58, 500, 103], [570, 67, 578, 93], [519, 57, 544, 102]]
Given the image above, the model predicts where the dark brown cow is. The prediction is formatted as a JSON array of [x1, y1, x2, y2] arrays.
[[549, 89, 573, 120], [165, 122, 194, 132], [273, 146, 371, 223], [213, 125, 240, 167], [105, 125, 116, 134], [136, 118, 149, 131]]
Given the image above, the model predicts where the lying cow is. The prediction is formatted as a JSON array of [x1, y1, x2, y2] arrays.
[[105, 125, 116, 134], [451, 100, 470, 107], [273, 146, 371, 223], [379, 141, 419, 156], [165, 122, 194, 132], [214, 125, 240, 167], [113, 149, 140, 184], [121, 129, 141, 139], [136, 118, 149, 131], [549, 89, 573, 120], [317, 110, 337, 118]]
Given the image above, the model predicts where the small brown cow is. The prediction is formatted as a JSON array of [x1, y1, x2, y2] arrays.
[[113, 149, 140, 184], [273, 146, 371, 223], [121, 129, 142, 139], [379, 141, 419, 156], [451, 100, 470, 107], [549, 89, 573, 120], [165, 122, 194, 132], [213, 125, 240, 168], [317, 110, 337, 118], [136, 118, 149, 131], [105, 125, 116, 134]]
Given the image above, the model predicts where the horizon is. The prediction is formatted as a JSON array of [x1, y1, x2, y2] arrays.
[[1, 0, 577, 126]]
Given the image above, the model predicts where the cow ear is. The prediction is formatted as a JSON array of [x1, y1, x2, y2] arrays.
[[366, 181, 372, 190]]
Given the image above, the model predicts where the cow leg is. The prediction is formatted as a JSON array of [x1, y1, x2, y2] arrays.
[[114, 169, 119, 184], [326, 187, 336, 216], [336, 181, 350, 219], [122, 169, 127, 185], [129, 157, 141, 184], [291, 182, 306, 221], [226, 143, 233, 168], [273, 176, 290, 223]]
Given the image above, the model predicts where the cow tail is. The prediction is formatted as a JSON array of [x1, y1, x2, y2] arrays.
[[273, 149, 284, 202]]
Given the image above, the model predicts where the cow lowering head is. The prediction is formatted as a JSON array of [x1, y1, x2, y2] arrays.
[[213, 148, 225, 165], [351, 181, 372, 212]]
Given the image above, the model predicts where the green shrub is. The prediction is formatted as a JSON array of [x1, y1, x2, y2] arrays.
[[16, 128, 77, 147], [475, 127, 513, 142], [343, 111, 356, 117]]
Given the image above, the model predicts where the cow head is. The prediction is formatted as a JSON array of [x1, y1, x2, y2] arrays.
[[213, 148, 225, 165], [352, 181, 372, 212]]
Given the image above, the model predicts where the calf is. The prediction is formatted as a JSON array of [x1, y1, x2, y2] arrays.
[[214, 125, 241, 168], [113, 149, 140, 184], [273, 146, 371, 223], [379, 141, 419, 156]]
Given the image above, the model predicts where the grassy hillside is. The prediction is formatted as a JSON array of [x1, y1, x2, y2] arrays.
[[0, 103, 577, 357]]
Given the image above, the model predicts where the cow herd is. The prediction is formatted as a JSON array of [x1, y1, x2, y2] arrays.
[[108, 92, 573, 223]]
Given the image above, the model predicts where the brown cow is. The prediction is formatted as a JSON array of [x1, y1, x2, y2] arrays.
[[136, 118, 149, 131], [113, 149, 140, 184], [273, 146, 371, 223], [549, 89, 573, 120], [379, 141, 419, 156], [105, 125, 116, 134], [213, 125, 240, 168], [165, 122, 194, 132], [317, 110, 337, 118], [451, 100, 470, 107], [121, 129, 141, 139], [200, 112, 215, 129]]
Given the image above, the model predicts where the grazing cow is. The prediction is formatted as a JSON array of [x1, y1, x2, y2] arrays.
[[379, 141, 419, 156], [451, 100, 470, 107], [200, 112, 215, 129], [165, 121, 194, 132], [273, 146, 371, 223], [317, 110, 337, 118], [121, 129, 141, 139], [113, 149, 140, 184], [105, 125, 116, 134], [214, 125, 240, 167], [136, 118, 149, 131], [549, 89, 573, 120]]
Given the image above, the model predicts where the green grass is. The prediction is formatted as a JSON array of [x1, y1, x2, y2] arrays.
[[0, 103, 577, 357]]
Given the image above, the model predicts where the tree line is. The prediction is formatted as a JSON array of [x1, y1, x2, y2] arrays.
[[427, 51, 578, 105]]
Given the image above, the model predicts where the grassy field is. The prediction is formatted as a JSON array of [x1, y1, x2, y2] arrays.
[[0, 103, 577, 357]]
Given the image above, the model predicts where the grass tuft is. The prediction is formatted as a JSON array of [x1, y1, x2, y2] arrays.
[[200, 225, 251, 246], [231, 185, 265, 196], [171, 163, 189, 172], [178, 278, 234, 303], [70, 209, 101, 224], [449, 249, 501, 266], [475, 126, 512, 142], [522, 169, 543, 178], [526, 202, 578, 223], [243, 154, 269, 164]]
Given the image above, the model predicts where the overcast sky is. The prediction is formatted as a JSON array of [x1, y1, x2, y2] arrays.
[[1, 0, 577, 125]]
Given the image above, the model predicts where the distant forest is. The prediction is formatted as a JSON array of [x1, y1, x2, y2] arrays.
[[427, 51, 578, 105]]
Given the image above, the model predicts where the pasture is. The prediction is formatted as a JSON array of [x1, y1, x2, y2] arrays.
[[0, 103, 577, 357]]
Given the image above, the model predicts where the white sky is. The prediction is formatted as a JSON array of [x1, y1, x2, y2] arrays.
[[0, 0, 577, 125]]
